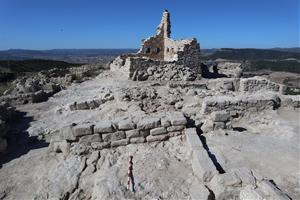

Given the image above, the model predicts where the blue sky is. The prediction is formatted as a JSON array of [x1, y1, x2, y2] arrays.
[[0, 0, 299, 50]]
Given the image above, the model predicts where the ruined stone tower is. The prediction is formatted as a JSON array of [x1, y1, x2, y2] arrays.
[[110, 10, 202, 81], [156, 10, 171, 38]]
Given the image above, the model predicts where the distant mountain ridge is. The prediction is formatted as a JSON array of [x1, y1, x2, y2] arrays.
[[0, 48, 299, 62], [0, 49, 139, 63], [204, 48, 300, 60]]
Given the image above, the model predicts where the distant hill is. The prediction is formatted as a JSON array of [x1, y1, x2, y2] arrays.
[[203, 48, 300, 60], [1, 48, 300, 64], [271, 47, 300, 53], [0, 59, 81, 73], [0, 49, 138, 63]]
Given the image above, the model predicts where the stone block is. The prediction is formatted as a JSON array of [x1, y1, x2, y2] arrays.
[[167, 125, 185, 132], [220, 171, 242, 187], [79, 134, 102, 145], [213, 122, 225, 130], [59, 124, 77, 141], [77, 101, 89, 110], [72, 143, 88, 155], [94, 121, 113, 133], [130, 137, 146, 144], [257, 180, 290, 200], [91, 142, 110, 150], [211, 111, 230, 122], [139, 129, 150, 137], [233, 167, 256, 187], [87, 151, 99, 165], [185, 128, 202, 151], [251, 169, 264, 182], [69, 103, 77, 111], [201, 119, 214, 133], [102, 131, 125, 142], [168, 131, 182, 137], [111, 139, 129, 147], [150, 127, 167, 136], [168, 112, 187, 126], [146, 135, 168, 143], [192, 149, 218, 182], [50, 140, 70, 156], [189, 180, 210, 200], [207, 175, 226, 199], [137, 117, 161, 130], [73, 124, 94, 137], [240, 185, 266, 200], [125, 129, 140, 138], [161, 117, 171, 127], [117, 119, 136, 130]]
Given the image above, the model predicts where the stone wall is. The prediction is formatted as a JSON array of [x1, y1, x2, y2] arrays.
[[110, 56, 200, 81], [239, 77, 286, 94], [201, 93, 281, 115], [280, 95, 300, 108], [50, 112, 188, 155]]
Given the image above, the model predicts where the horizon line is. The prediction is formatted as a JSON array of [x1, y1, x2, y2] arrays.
[[1, 47, 299, 51]]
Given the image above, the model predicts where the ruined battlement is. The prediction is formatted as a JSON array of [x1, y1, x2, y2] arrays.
[[110, 10, 202, 81]]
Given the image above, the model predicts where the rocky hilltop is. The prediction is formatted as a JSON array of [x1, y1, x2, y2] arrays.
[[0, 10, 299, 200]]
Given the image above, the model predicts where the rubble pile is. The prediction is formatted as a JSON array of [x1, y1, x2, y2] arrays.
[[0, 64, 104, 105]]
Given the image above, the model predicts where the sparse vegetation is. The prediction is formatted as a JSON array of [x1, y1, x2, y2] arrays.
[[249, 60, 300, 74], [0, 59, 82, 74]]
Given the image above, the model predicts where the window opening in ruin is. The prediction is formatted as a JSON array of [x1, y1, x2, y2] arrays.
[[145, 48, 151, 53], [156, 48, 160, 53]]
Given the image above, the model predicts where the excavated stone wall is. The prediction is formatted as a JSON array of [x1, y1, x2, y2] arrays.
[[201, 93, 281, 115], [50, 112, 188, 155], [240, 77, 286, 94]]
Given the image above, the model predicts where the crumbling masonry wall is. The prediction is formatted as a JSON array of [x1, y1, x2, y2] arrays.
[[110, 10, 202, 81]]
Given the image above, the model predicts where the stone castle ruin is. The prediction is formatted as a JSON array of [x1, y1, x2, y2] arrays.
[[110, 10, 202, 81], [1, 9, 299, 200]]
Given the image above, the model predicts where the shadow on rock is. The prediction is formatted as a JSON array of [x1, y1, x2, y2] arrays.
[[0, 111, 49, 168]]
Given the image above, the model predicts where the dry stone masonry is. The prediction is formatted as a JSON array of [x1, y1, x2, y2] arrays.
[[50, 112, 188, 155]]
